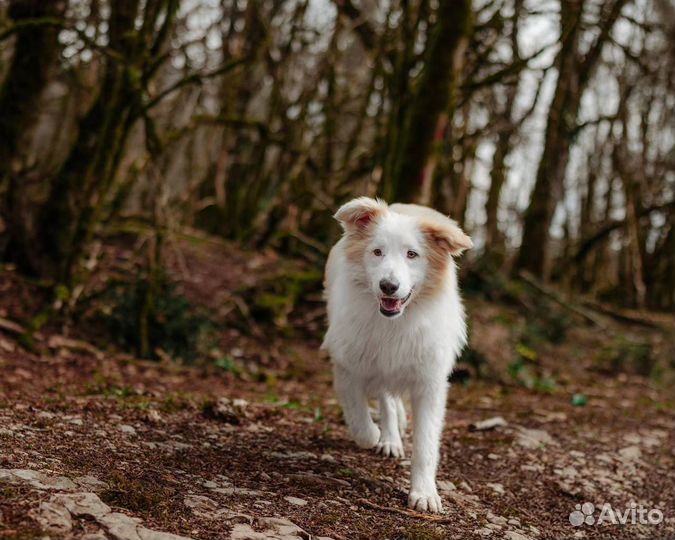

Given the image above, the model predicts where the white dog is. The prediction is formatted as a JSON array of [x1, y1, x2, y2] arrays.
[[322, 197, 472, 513]]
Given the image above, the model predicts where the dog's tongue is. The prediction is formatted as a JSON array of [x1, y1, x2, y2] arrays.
[[381, 297, 402, 311]]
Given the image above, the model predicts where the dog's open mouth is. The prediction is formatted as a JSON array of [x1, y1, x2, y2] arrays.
[[379, 291, 412, 317]]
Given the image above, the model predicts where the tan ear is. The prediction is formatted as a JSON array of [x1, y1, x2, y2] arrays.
[[334, 197, 388, 232], [424, 221, 473, 256]]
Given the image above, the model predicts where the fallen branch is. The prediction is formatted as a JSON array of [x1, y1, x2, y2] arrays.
[[357, 498, 456, 523], [580, 299, 663, 329], [0, 317, 26, 335], [47, 335, 104, 359], [517, 271, 608, 329]]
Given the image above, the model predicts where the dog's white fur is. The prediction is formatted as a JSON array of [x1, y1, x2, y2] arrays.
[[322, 197, 472, 513]]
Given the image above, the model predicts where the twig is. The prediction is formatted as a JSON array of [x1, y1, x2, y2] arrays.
[[357, 498, 456, 523], [0, 317, 26, 335]]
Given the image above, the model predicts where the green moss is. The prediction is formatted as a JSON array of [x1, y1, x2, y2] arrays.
[[593, 337, 655, 376], [100, 471, 175, 515], [397, 523, 448, 540], [95, 272, 213, 362]]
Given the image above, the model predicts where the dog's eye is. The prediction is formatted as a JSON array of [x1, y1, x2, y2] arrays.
[[407, 250, 418, 259], [373, 249, 383, 257]]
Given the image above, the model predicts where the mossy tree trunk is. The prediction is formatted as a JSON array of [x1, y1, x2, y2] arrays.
[[0, 0, 67, 272], [37, 0, 179, 285]]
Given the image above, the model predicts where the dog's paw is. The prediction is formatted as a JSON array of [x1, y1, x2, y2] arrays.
[[375, 439, 404, 458], [408, 490, 443, 513], [352, 424, 380, 449]]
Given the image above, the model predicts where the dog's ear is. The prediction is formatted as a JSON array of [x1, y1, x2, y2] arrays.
[[334, 197, 387, 232], [423, 220, 473, 256]]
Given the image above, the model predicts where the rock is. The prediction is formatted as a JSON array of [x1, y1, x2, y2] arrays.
[[231, 516, 311, 540], [32, 501, 73, 534], [487, 513, 508, 526], [320, 453, 336, 463], [438, 480, 456, 492], [81, 531, 108, 540], [3, 469, 77, 491], [520, 464, 544, 473], [554, 466, 578, 479], [459, 480, 472, 492], [474, 527, 494, 536], [514, 427, 555, 449], [487, 453, 500, 460], [144, 410, 163, 424], [487, 482, 505, 495], [184, 495, 218, 515], [74, 475, 109, 490], [618, 445, 641, 461], [118, 424, 137, 435], [505, 531, 529, 540], [284, 496, 308, 506], [99, 512, 192, 540], [53, 492, 111, 518], [470, 416, 508, 431], [202, 398, 247, 424]]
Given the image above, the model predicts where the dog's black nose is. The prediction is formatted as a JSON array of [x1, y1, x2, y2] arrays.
[[379, 279, 399, 295]]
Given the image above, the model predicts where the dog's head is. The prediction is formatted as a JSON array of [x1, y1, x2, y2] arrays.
[[335, 197, 472, 319]]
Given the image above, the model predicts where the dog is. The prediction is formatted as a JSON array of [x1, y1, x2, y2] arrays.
[[321, 197, 472, 513]]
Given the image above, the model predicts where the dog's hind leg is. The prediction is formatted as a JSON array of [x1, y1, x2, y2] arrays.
[[333, 365, 380, 449], [375, 394, 405, 458]]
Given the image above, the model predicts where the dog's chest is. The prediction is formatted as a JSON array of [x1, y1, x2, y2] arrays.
[[335, 309, 451, 383]]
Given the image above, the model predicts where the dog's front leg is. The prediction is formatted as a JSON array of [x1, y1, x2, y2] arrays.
[[333, 365, 380, 448], [408, 379, 448, 513]]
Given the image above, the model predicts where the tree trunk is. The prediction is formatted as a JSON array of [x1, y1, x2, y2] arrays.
[[514, 0, 629, 279], [384, 0, 471, 203], [485, 0, 522, 251], [0, 0, 67, 272], [514, 0, 583, 278]]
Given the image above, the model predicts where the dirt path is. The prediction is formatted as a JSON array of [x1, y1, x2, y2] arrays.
[[1, 240, 674, 539], [1, 337, 673, 540]]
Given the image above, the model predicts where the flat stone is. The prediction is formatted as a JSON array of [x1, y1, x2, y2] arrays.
[[7, 469, 77, 491], [118, 424, 137, 435], [505, 531, 530, 540], [438, 480, 456, 492], [487, 513, 508, 526], [514, 427, 555, 449], [284, 496, 308, 506], [32, 501, 73, 534], [618, 445, 641, 461], [74, 475, 109, 490], [487, 482, 505, 495], [53, 492, 111, 518]]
